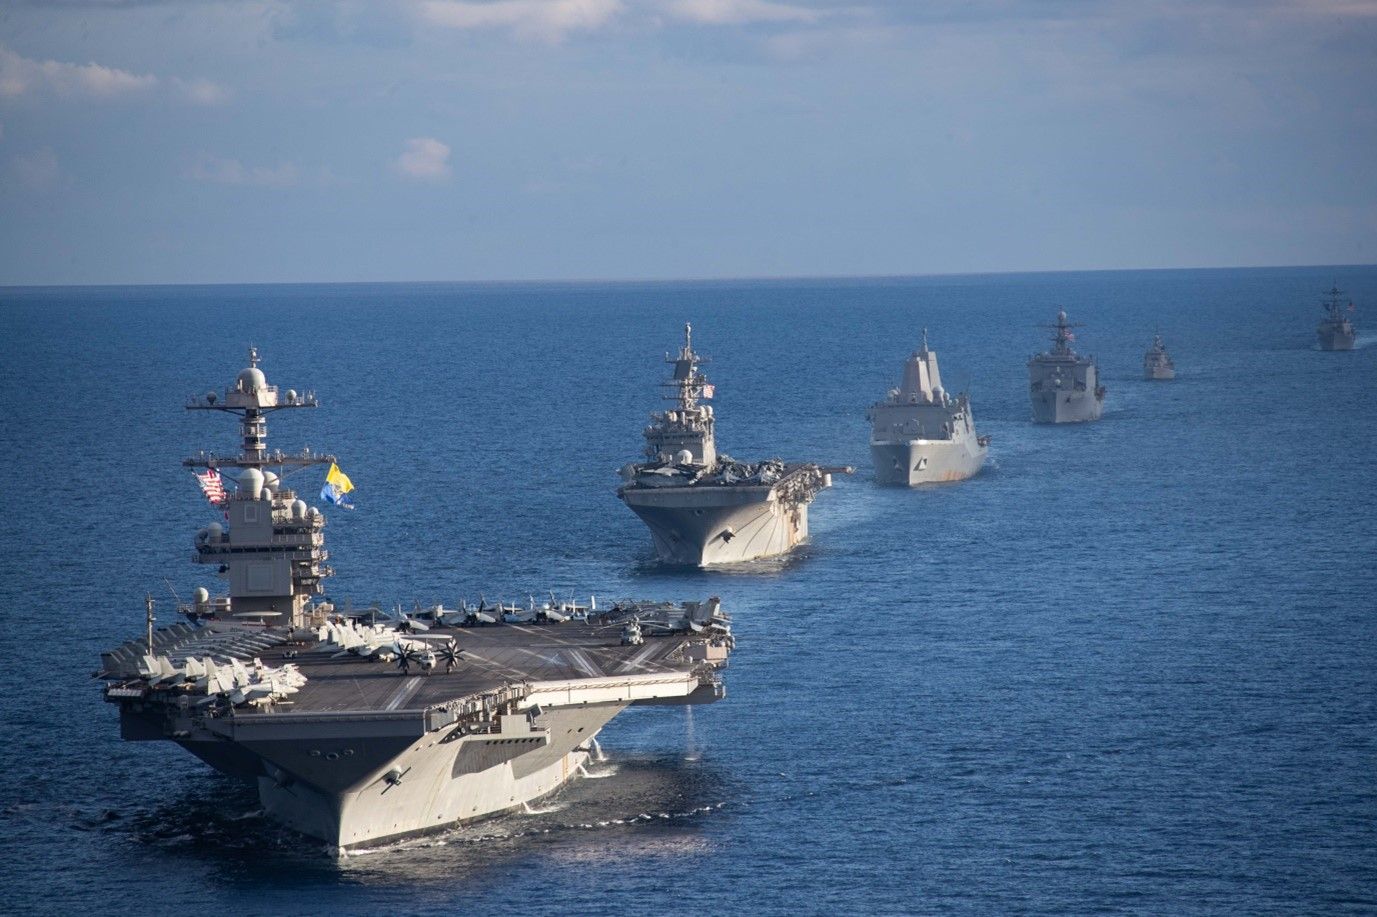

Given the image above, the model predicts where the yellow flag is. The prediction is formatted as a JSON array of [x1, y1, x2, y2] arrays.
[[326, 462, 354, 494]]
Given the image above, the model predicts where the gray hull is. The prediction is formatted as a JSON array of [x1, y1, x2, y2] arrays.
[[1318, 328, 1356, 351], [871, 439, 986, 486], [1030, 388, 1104, 424], [622, 483, 809, 566], [1145, 365, 1176, 380]]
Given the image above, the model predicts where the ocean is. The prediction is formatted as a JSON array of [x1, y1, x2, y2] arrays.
[[0, 266, 1373, 915]]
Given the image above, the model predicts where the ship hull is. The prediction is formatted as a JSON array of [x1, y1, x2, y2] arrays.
[[1030, 389, 1104, 424], [1144, 366, 1176, 380], [870, 438, 986, 486], [252, 702, 626, 851], [1318, 328, 1356, 351], [621, 484, 809, 566]]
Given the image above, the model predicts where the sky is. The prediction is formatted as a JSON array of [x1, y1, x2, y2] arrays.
[[0, 0, 1374, 284]]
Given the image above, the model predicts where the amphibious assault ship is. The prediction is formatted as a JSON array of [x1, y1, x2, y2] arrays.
[[98, 349, 732, 853], [1316, 284, 1357, 351], [1028, 309, 1106, 424], [1144, 332, 1175, 380], [867, 330, 989, 485], [617, 324, 848, 566]]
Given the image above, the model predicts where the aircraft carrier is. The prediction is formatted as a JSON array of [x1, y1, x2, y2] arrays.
[[1028, 309, 1106, 424], [868, 330, 989, 485], [1143, 332, 1176, 380], [1316, 284, 1357, 351], [98, 349, 732, 853], [617, 324, 849, 566]]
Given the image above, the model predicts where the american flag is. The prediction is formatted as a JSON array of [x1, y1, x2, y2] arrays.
[[701, 384, 715, 399], [195, 469, 226, 505]]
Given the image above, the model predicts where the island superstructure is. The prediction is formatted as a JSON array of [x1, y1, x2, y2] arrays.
[[868, 330, 988, 485], [618, 324, 847, 566], [1316, 284, 1357, 351], [1028, 309, 1106, 424], [99, 349, 732, 853], [1143, 332, 1175, 380]]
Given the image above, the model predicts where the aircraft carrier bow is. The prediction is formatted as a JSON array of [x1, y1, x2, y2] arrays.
[[98, 349, 732, 853]]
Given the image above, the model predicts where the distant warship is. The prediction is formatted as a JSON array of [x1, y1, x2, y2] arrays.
[[1316, 285, 1357, 351], [1028, 309, 1106, 424], [98, 349, 732, 853], [1143, 332, 1175, 380], [618, 324, 848, 566], [867, 330, 989, 485]]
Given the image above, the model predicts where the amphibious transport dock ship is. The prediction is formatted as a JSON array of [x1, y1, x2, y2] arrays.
[[98, 350, 732, 853], [618, 324, 848, 566], [1028, 309, 1106, 424], [868, 330, 988, 485], [1316, 284, 1357, 351], [1144, 332, 1176, 380]]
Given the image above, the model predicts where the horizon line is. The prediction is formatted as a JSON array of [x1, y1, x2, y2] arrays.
[[1, 260, 1373, 291]]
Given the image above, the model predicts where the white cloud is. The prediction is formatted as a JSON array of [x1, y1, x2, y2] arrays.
[[185, 153, 300, 187], [416, 0, 624, 42], [663, 0, 822, 25], [11, 147, 60, 189], [393, 137, 452, 181], [0, 45, 157, 99], [174, 78, 232, 106]]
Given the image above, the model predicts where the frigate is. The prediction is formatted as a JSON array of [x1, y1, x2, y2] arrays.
[[1028, 309, 1106, 424], [98, 349, 733, 854], [617, 324, 849, 566], [1316, 284, 1357, 351], [867, 330, 989, 485], [1143, 332, 1175, 380]]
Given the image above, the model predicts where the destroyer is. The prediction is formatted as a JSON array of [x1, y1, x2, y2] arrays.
[[1316, 284, 1357, 351], [98, 349, 732, 853], [868, 330, 989, 485], [1028, 309, 1106, 423], [618, 324, 849, 566], [1143, 332, 1175, 380]]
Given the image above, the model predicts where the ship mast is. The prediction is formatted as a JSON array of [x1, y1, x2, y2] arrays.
[[183, 345, 334, 473], [662, 323, 711, 410], [1044, 309, 1081, 356]]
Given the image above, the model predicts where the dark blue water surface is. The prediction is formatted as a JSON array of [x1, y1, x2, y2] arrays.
[[1, 267, 1374, 915]]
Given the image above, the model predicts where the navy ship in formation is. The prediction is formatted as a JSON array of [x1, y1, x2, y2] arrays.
[[102, 286, 1361, 851], [1316, 284, 1358, 351]]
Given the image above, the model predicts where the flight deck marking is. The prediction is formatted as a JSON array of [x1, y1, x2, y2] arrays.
[[566, 650, 603, 678], [384, 676, 423, 711], [617, 642, 661, 674]]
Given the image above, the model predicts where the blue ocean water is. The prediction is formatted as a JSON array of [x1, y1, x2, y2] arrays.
[[0, 266, 1374, 915]]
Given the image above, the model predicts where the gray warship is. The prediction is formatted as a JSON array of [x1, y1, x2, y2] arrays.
[[1316, 284, 1357, 351], [867, 330, 989, 485], [98, 349, 732, 853], [1143, 332, 1175, 380], [1028, 309, 1106, 423], [618, 324, 847, 566]]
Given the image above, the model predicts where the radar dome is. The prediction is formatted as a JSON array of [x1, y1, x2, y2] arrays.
[[239, 467, 265, 500], [675, 449, 694, 465], [208, 522, 224, 538], [286, 389, 298, 403], [237, 366, 267, 392], [292, 499, 307, 519], [263, 471, 280, 489], [1057, 309, 1068, 323], [194, 587, 210, 604]]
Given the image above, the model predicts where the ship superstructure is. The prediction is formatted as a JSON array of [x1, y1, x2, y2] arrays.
[[1028, 309, 1106, 424], [1143, 332, 1175, 380], [1316, 285, 1357, 351], [867, 331, 988, 485], [618, 324, 846, 566], [99, 350, 732, 853]]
